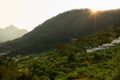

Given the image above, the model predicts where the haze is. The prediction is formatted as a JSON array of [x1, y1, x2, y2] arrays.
[[0, 0, 120, 31]]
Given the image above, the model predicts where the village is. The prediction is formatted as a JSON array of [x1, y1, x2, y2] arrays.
[[86, 37, 120, 53]]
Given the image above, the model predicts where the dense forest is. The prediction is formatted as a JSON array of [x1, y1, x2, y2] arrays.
[[0, 9, 120, 56], [0, 24, 120, 80]]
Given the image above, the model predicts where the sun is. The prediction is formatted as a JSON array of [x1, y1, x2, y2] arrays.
[[89, 8, 99, 15], [91, 9, 98, 13]]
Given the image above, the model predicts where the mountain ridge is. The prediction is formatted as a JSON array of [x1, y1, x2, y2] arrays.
[[0, 8, 120, 56]]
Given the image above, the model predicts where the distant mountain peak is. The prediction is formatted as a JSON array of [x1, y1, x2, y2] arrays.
[[4, 25, 18, 30], [0, 25, 28, 42]]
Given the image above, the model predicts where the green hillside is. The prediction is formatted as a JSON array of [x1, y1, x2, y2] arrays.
[[0, 25, 120, 80], [0, 9, 120, 56], [20, 25, 120, 80]]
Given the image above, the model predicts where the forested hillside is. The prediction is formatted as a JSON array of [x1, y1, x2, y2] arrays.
[[0, 9, 120, 56], [0, 25, 120, 80]]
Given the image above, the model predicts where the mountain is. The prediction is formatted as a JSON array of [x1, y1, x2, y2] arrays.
[[0, 25, 28, 42], [0, 9, 120, 56]]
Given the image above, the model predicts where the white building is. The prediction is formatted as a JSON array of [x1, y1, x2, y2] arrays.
[[101, 43, 115, 49], [86, 43, 115, 53], [86, 37, 120, 53], [86, 48, 95, 53], [111, 39, 120, 44], [86, 47, 101, 53]]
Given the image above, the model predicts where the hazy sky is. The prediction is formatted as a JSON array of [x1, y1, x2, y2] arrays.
[[0, 0, 120, 31]]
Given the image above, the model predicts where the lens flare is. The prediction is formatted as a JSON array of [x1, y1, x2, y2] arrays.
[[91, 9, 98, 13]]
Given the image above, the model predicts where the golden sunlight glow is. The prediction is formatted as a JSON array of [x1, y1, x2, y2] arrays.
[[91, 9, 98, 14]]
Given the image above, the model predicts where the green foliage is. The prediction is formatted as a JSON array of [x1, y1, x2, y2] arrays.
[[16, 26, 120, 80], [0, 24, 120, 79], [0, 60, 19, 80]]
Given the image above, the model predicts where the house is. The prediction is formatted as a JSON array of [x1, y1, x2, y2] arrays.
[[86, 48, 95, 53], [86, 47, 100, 53], [111, 39, 120, 44], [101, 43, 115, 49], [86, 37, 120, 53]]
